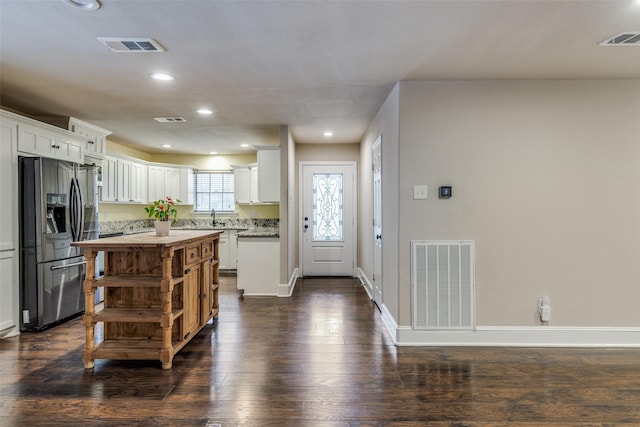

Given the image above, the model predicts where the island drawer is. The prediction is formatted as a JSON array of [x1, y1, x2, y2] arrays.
[[185, 244, 201, 265], [201, 241, 213, 258]]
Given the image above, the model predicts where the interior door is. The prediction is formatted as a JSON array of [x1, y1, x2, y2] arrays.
[[372, 136, 383, 308], [300, 162, 356, 276]]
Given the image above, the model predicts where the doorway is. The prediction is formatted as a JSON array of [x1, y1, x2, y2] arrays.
[[300, 162, 357, 276]]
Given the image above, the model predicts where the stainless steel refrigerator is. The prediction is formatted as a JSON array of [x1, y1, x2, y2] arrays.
[[19, 157, 99, 331]]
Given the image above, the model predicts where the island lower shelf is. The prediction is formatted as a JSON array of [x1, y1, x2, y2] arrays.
[[73, 230, 222, 369]]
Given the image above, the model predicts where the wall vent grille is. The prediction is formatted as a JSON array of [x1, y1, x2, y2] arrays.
[[97, 37, 166, 52], [153, 117, 187, 123], [599, 32, 640, 46], [411, 240, 475, 330]]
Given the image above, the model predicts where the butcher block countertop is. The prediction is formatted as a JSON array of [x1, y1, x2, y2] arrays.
[[73, 230, 222, 249]]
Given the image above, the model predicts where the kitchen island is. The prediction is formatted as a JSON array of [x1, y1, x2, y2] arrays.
[[72, 230, 221, 369]]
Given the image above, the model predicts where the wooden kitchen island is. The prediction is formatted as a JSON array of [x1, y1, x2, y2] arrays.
[[72, 230, 221, 369]]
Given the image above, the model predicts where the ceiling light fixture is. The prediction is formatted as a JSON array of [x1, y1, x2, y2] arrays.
[[209, 151, 218, 155], [150, 73, 175, 81], [197, 108, 213, 115], [63, 0, 101, 11], [161, 144, 172, 148], [240, 144, 250, 148], [324, 131, 334, 137]]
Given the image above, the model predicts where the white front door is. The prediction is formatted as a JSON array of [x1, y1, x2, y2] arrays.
[[300, 162, 356, 276], [372, 136, 383, 307]]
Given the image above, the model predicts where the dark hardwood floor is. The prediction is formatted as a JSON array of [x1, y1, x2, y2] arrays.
[[1, 276, 640, 426]]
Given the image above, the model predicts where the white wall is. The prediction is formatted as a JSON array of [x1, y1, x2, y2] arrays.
[[397, 80, 640, 328]]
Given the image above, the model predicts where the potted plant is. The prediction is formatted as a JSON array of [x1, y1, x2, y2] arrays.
[[145, 196, 181, 236]]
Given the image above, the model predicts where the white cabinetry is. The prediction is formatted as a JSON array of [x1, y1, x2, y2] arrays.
[[232, 165, 251, 203], [17, 123, 84, 163], [257, 146, 280, 203], [101, 156, 147, 203], [31, 116, 111, 163], [0, 111, 19, 337], [147, 165, 165, 202], [147, 165, 193, 203], [217, 230, 238, 270], [101, 156, 117, 202], [67, 118, 111, 161], [237, 237, 279, 295], [233, 147, 280, 204], [250, 165, 258, 202]]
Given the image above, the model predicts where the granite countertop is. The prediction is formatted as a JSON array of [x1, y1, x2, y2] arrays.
[[110, 226, 277, 237], [237, 227, 279, 238]]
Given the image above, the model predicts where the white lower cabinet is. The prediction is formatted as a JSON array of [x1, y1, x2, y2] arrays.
[[217, 230, 237, 270], [0, 251, 17, 336], [237, 237, 279, 296]]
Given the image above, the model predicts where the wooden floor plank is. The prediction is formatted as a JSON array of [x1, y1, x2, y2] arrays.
[[1, 275, 640, 426]]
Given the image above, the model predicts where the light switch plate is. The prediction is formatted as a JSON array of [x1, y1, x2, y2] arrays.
[[413, 185, 428, 200]]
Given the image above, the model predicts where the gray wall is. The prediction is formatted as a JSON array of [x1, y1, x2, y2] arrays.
[[387, 79, 640, 328], [360, 84, 401, 322]]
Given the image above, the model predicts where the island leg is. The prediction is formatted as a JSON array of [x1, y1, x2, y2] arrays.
[[160, 248, 174, 369], [82, 249, 97, 369]]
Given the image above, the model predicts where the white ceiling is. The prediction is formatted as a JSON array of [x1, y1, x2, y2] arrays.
[[1, 0, 639, 155]]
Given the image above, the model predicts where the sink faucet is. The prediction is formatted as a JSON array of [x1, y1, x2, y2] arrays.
[[211, 208, 216, 227]]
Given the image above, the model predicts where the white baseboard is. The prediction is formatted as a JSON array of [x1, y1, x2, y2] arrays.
[[380, 303, 399, 344], [278, 268, 299, 297], [394, 326, 640, 347], [356, 267, 374, 300], [0, 323, 19, 339]]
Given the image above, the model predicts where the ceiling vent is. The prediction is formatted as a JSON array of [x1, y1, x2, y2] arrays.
[[153, 117, 187, 123], [599, 32, 640, 46], [97, 37, 166, 52]]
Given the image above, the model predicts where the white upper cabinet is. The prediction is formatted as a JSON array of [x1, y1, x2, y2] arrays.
[[232, 146, 280, 205], [101, 156, 118, 202], [68, 118, 111, 161], [257, 146, 280, 203], [232, 165, 252, 203], [101, 155, 147, 203], [32, 116, 112, 163], [147, 165, 192, 203], [17, 122, 84, 163]]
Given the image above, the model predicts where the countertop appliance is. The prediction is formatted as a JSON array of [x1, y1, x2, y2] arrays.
[[19, 157, 99, 331]]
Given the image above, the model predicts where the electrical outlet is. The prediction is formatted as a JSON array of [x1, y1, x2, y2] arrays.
[[538, 297, 551, 322]]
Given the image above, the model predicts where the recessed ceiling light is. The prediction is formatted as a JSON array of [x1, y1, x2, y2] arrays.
[[161, 144, 172, 148], [63, 0, 101, 10], [324, 131, 334, 137], [208, 151, 218, 155], [240, 144, 250, 148], [197, 108, 213, 115], [150, 73, 175, 81]]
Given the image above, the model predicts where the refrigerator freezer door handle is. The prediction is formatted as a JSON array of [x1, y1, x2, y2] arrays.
[[70, 180, 77, 241], [70, 178, 84, 242], [76, 177, 85, 240]]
